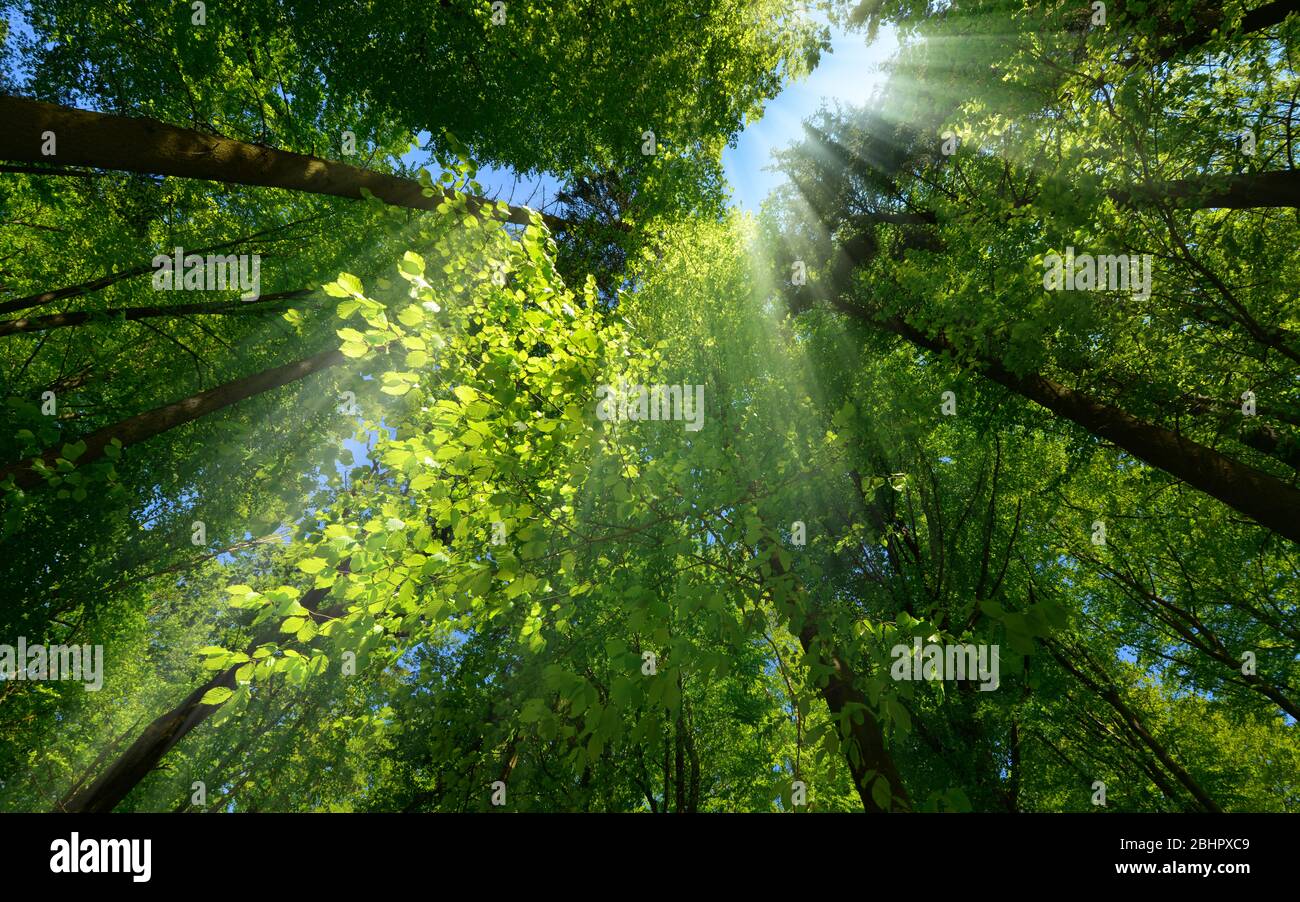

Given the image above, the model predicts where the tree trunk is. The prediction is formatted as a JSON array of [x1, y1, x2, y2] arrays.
[[685, 696, 701, 813], [796, 616, 912, 812], [868, 309, 1300, 544], [62, 569, 347, 812], [1118, 0, 1300, 66], [762, 544, 912, 812], [60, 665, 239, 812], [1049, 643, 1223, 813], [673, 707, 686, 813], [1109, 169, 1300, 211], [822, 246, 1300, 545], [0, 345, 353, 490], [0, 217, 322, 316], [0, 290, 308, 337], [0, 96, 568, 231], [661, 718, 671, 814]]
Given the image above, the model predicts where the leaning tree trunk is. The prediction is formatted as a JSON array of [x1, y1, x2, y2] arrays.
[[0, 216, 321, 316], [0, 345, 351, 490], [869, 309, 1300, 545], [823, 234, 1300, 545], [0, 96, 568, 231], [0, 290, 308, 337], [62, 665, 241, 812], [62, 568, 349, 812], [1118, 0, 1300, 66]]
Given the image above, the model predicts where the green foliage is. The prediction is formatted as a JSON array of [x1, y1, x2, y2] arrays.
[[0, 0, 1295, 815]]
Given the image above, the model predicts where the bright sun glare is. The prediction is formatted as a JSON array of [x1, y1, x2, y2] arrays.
[[723, 22, 901, 212]]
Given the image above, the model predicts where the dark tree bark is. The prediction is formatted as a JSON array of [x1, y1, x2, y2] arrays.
[[821, 233, 1300, 545], [798, 619, 912, 812], [0, 345, 353, 490], [673, 707, 686, 813], [62, 567, 349, 812], [870, 310, 1300, 544], [762, 544, 912, 812], [1118, 0, 1300, 66], [685, 696, 701, 813], [1109, 170, 1300, 211], [0, 96, 569, 231]]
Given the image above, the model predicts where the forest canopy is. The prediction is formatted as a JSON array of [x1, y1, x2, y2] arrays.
[[0, 0, 1296, 815]]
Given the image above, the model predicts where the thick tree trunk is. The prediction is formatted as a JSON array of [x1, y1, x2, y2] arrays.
[[0, 345, 350, 490], [820, 232, 1300, 545], [62, 572, 346, 812], [819, 191, 1300, 544], [762, 545, 912, 812], [0, 96, 568, 231], [866, 310, 1300, 544], [1109, 170, 1300, 211], [796, 617, 912, 812], [61, 665, 239, 812], [1118, 0, 1300, 66]]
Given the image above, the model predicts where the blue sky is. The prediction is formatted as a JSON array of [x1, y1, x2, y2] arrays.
[[6, 5, 896, 215], [4, 5, 897, 480], [723, 23, 900, 211], [408, 21, 900, 215], [369, 21, 898, 474]]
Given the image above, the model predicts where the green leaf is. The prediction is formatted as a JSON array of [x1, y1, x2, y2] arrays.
[[887, 698, 912, 735], [870, 775, 892, 811], [399, 251, 426, 276], [336, 273, 364, 296], [200, 687, 234, 706]]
